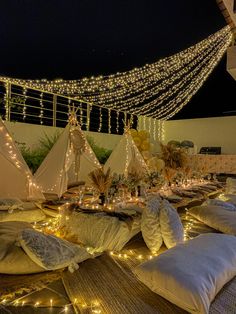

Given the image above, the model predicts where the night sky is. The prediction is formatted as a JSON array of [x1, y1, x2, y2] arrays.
[[0, 0, 235, 119]]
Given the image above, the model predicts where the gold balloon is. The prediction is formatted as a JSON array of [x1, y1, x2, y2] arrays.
[[141, 140, 150, 151], [138, 130, 150, 140], [142, 150, 152, 160], [129, 128, 138, 137], [133, 136, 141, 147]]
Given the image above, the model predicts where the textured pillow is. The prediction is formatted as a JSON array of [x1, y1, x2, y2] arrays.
[[219, 194, 236, 205], [0, 221, 33, 260], [19, 229, 92, 272], [141, 197, 162, 253], [0, 198, 23, 211], [159, 200, 184, 248], [188, 205, 236, 235], [203, 198, 236, 211], [226, 177, 236, 194], [133, 234, 236, 314]]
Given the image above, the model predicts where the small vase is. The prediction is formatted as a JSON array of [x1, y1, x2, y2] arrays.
[[99, 193, 106, 205]]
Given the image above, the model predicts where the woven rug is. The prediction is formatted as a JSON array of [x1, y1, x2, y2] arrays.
[[62, 253, 187, 314], [63, 232, 236, 314], [0, 270, 63, 302]]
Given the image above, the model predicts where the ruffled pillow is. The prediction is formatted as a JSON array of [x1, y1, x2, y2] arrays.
[[160, 200, 184, 248], [203, 198, 236, 211], [19, 229, 92, 272], [141, 196, 162, 253], [0, 198, 23, 211]]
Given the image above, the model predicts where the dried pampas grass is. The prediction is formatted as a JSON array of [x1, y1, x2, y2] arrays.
[[88, 167, 112, 193]]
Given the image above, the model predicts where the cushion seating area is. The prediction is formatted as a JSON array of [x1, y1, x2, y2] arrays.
[[0, 221, 93, 274], [188, 205, 236, 235], [0, 221, 45, 274], [133, 233, 236, 314]]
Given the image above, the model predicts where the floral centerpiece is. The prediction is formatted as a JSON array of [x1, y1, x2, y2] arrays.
[[160, 143, 188, 186], [88, 167, 112, 205]]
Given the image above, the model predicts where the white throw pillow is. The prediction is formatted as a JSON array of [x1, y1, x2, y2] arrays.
[[203, 198, 236, 211], [188, 205, 236, 235], [0, 198, 23, 211], [133, 234, 236, 314], [219, 194, 236, 206], [159, 200, 184, 248], [141, 196, 162, 253], [19, 228, 92, 272], [226, 177, 236, 194]]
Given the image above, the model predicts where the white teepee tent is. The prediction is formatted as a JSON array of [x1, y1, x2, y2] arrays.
[[104, 129, 148, 177], [0, 119, 44, 200], [34, 108, 101, 197]]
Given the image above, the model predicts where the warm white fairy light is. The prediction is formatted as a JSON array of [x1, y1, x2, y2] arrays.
[[108, 108, 111, 134], [79, 103, 83, 126], [143, 116, 146, 130], [22, 87, 27, 120], [4, 83, 9, 121], [130, 114, 133, 128], [39, 92, 44, 124], [160, 120, 165, 142], [98, 107, 102, 132], [116, 111, 119, 133], [0, 26, 231, 121]]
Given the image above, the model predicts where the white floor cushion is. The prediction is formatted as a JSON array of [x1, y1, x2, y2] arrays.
[[19, 228, 92, 272], [0, 245, 45, 274], [0, 221, 45, 274], [160, 200, 184, 248], [203, 199, 236, 211], [188, 205, 236, 235], [133, 234, 236, 314], [141, 197, 162, 253], [226, 177, 236, 194]]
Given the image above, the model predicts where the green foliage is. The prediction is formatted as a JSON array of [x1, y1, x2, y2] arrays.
[[86, 136, 112, 164], [17, 131, 61, 173]]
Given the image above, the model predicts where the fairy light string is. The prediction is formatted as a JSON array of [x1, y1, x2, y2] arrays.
[[0, 26, 232, 120]]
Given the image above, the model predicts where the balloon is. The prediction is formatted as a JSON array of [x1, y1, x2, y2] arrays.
[[138, 130, 149, 140], [142, 150, 152, 160], [141, 140, 150, 151], [149, 143, 155, 152], [147, 157, 158, 169], [133, 136, 141, 147], [130, 128, 138, 137], [156, 158, 165, 172]]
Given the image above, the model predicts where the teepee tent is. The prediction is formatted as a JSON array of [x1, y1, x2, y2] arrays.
[[0, 119, 44, 200], [34, 107, 101, 197], [104, 129, 148, 177]]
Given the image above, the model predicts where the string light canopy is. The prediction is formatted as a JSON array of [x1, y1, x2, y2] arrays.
[[0, 26, 232, 120]]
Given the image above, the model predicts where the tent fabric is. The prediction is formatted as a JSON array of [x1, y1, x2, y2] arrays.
[[0, 119, 44, 200], [104, 132, 148, 177], [34, 124, 101, 197]]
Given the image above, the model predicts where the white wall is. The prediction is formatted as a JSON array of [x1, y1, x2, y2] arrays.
[[5, 121, 121, 150], [5, 116, 236, 155], [164, 116, 236, 154]]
